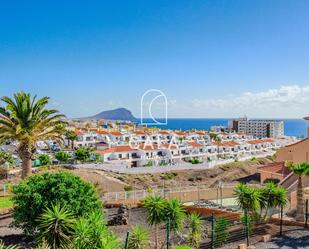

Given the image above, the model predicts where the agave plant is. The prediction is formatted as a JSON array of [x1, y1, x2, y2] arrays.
[[187, 213, 202, 249], [128, 225, 149, 249], [72, 211, 120, 249], [0, 241, 19, 249], [36, 203, 76, 249], [0, 92, 67, 178]]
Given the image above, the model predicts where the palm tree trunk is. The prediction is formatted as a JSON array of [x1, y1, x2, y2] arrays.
[[296, 176, 305, 221], [19, 145, 32, 179], [71, 140, 74, 150]]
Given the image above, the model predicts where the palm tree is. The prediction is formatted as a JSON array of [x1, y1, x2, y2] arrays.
[[37, 203, 76, 249], [143, 195, 166, 249], [128, 225, 149, 249], [262, 182, 287, 220], [187, 213, 202, 249], [261, 182, 277, 219], [64, 130, 78, 150], [164, 198, 185, 232], [0, 92, 66, 178], [234, 183, 261, 214], [287, 162, 309, 221]]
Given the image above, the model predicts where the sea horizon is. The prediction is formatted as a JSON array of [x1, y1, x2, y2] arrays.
[[141, 118, 308, 138]]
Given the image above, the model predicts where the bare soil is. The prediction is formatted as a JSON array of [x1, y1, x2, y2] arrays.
[[0, 158, 271, 195]]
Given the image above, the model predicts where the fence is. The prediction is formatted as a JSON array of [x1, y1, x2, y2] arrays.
[[102, 185, 238, 205]]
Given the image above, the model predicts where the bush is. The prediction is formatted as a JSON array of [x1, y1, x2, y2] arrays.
[[72, 211, 119, 249], [161, 172, 177, 180], [38, 154, 51, 166], [124, 185, 133, 192], [12, 171, 102, 234], [74, 148, 91, 162], [55, 151, 70, 163], [144, 161, 153, 167], [128, 225, 149, 249], [173, 246, 193, 249]]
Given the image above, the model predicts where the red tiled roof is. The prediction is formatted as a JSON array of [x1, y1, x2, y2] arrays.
[[95, 145, 136, 154], [159, 130, 170, 135], [161, 144, 178, 149], [96, 130, 110, 135], [247, 139, 274, 145], [258, 162, 291, 175], [188, 141, 203, 148], [109, 132, 123, 136], [174, 131, 186, 136], [134, 131, 146, 135], [212, 141, 239, 147], [138, 144, 158, 151]]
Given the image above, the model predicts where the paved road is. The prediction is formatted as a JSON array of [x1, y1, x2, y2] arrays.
[[73, 152, 275, 174]]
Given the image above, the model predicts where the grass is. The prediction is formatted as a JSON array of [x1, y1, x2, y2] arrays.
[[0, 196, 13, 209]]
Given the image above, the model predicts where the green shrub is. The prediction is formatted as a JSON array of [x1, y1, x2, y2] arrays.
[[38, 154, 51, 166], [128, 225, 149, 249], [55, 151, 70, 163], [74, 148, 91, 162], [12, 171, 102, 234], [124, 185, 133, 192], [161, 172, 177, 180], [72, 211, 119, 249], [173, 246, 193, 249], [144, 161, 153, 167]]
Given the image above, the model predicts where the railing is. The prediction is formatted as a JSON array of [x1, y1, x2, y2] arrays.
[[102, 185, 238, 204]]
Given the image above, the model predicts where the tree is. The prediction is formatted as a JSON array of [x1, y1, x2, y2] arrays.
[[75, 147, 91, 162], [234, 183, 261, 214], [55, 151, 70, 163], [12, 171, 102, 234], [64, 130, 78, 150], [37, 154, 51, 166], [187, 213, 202, 249], [164, 198, 185, 232], [37, 203, 76, 249], [0, 92, 66, 178], [261, 182, 287, 220], [72, 211, 119, 249], [286, 162, 309, 221], [128, 225, 149, 249], [143, 195, 166, 249]]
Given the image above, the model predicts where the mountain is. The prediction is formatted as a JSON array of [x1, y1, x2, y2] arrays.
[[84, 108, 137, 122]]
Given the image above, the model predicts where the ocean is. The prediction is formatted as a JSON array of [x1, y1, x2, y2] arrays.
[[141, 118, 308, 138]]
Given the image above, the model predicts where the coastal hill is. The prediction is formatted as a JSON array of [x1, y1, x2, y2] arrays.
[[82, 108, 137, 122]]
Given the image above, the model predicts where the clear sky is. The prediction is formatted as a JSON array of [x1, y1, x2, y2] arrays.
[[1, 0, 309, 118]]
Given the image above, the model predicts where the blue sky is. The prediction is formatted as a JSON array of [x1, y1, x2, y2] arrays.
[[1, 0, 309, 118]]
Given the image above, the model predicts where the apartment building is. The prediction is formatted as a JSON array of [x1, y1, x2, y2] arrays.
[[230, 117, 284, 138]]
